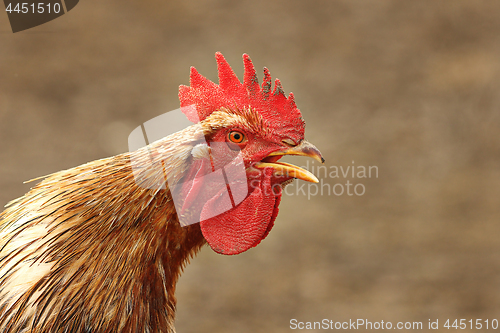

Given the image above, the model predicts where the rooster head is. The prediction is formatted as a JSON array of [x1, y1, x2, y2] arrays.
[[177, 52, 323, 255]]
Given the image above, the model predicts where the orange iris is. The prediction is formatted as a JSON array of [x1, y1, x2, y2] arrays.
[[228, 131, 245, 144]]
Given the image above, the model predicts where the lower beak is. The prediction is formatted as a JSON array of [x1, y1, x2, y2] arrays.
[[254, 140, 324, 183]]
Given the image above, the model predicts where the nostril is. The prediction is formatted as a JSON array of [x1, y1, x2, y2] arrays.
[[281, 138, 297, 147]]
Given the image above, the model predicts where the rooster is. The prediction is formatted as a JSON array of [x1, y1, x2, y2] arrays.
[[0, 53, 323, 332]]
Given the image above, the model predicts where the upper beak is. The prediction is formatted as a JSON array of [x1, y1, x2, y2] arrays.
[[254, 140, 324, 183], [268, 140, 325, 164]]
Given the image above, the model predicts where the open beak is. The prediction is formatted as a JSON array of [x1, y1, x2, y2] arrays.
[[254, 140, 324, 183]]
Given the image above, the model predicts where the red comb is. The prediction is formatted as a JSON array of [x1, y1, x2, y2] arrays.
[[179, 53, 304, 135]]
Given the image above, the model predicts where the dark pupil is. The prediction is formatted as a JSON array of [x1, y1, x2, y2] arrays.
[[233, 133, 241, 141]]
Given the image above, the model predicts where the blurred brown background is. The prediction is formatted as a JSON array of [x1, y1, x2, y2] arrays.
[[1, 1, 500, 332]]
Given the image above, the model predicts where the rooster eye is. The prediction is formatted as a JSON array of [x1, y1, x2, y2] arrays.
[[227, 131, 246, 144]]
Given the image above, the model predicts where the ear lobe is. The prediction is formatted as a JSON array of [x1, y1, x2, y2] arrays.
[[174, 142, 248, 227], [179, 158, 213, 221]]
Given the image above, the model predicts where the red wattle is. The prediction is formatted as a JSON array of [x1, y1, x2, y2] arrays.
[[200, 168, 281, 255]]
